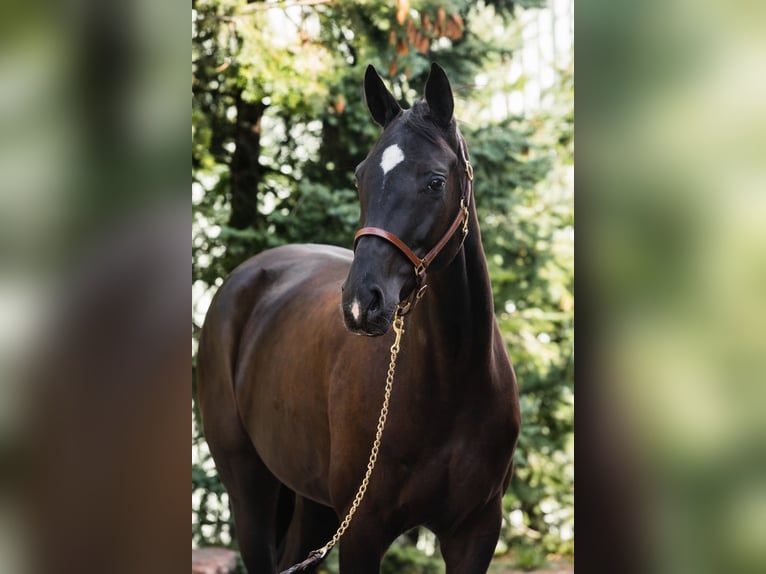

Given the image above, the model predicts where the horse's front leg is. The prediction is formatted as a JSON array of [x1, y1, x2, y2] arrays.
[[336, 510, 399, 574], [439, 498, 503, 574]]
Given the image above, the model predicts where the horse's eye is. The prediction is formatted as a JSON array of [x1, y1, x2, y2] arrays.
[[427, 178, 446, 192]]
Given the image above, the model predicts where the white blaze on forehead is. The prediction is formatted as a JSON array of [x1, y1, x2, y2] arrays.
[[380, 144, 405, 176]]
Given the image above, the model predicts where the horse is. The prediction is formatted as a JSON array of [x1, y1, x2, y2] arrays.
[[197, 63, 521, 574]]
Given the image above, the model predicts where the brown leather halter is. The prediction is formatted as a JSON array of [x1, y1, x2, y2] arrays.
[[353, 135, 474, 315]]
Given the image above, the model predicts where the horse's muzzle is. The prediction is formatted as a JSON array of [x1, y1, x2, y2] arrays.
[[341, 282, 394, 336], [342, 235, 417, 336]]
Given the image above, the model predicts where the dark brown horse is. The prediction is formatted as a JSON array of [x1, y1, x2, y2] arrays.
[[197, 63, 520, 573]]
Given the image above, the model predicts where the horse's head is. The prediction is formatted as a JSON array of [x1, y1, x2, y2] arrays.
[[341, 63, 472, 336]]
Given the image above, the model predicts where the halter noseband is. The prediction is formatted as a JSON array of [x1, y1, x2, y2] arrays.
[[353, 136, 474, 315]]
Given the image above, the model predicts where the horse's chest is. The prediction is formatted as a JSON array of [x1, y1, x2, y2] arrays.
[[383, 403, 514, 520]]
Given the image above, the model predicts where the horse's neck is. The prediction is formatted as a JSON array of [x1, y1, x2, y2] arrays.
[[417, 207, 496, 366]]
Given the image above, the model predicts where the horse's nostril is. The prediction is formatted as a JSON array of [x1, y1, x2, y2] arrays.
[[368, 287, 383, 314]]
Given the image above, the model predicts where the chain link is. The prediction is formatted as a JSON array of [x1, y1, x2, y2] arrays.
[[310, 308, 406, 559]]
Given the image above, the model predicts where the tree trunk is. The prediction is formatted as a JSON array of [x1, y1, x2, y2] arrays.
[[229, 96, 266, 230]]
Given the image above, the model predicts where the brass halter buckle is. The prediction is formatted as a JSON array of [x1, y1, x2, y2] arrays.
[[460, 198, 470, 236], [465, 159, 474, 182], [414, 260, 427, 278]]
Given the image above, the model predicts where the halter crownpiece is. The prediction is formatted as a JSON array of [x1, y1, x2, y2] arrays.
[[353, 134, 474, 315]]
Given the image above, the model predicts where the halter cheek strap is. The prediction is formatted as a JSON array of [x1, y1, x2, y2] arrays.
[[353, 136, 474, 315]]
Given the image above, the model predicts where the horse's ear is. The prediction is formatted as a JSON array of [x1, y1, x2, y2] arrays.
[[424, 62, 454, 128], [364, 65, 402, 128]]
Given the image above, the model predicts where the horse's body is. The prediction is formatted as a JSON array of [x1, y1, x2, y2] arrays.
[[197, 64, 520, 573]]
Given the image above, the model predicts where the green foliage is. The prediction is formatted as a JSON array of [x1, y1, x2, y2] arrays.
[[494, 69, 574, 558], [381, 542, 443, 574], [192, 0, 573, 568], [192, 460, 231, 547], [513, 545, 549, 571]]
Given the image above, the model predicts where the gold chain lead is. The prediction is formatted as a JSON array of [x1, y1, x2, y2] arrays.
[[311, 308, 406, 559]]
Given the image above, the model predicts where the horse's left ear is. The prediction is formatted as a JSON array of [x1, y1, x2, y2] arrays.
[[424, 62, 454, 128]]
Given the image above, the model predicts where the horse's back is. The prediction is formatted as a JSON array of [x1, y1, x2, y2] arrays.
[[219, 243, 351, 304]]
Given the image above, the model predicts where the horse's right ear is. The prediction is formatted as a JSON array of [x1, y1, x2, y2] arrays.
[[363, 65, 402, 128]]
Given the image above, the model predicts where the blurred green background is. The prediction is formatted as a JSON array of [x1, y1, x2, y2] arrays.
[[192, 0, 574, 571], [578, 1, 766, 573]]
